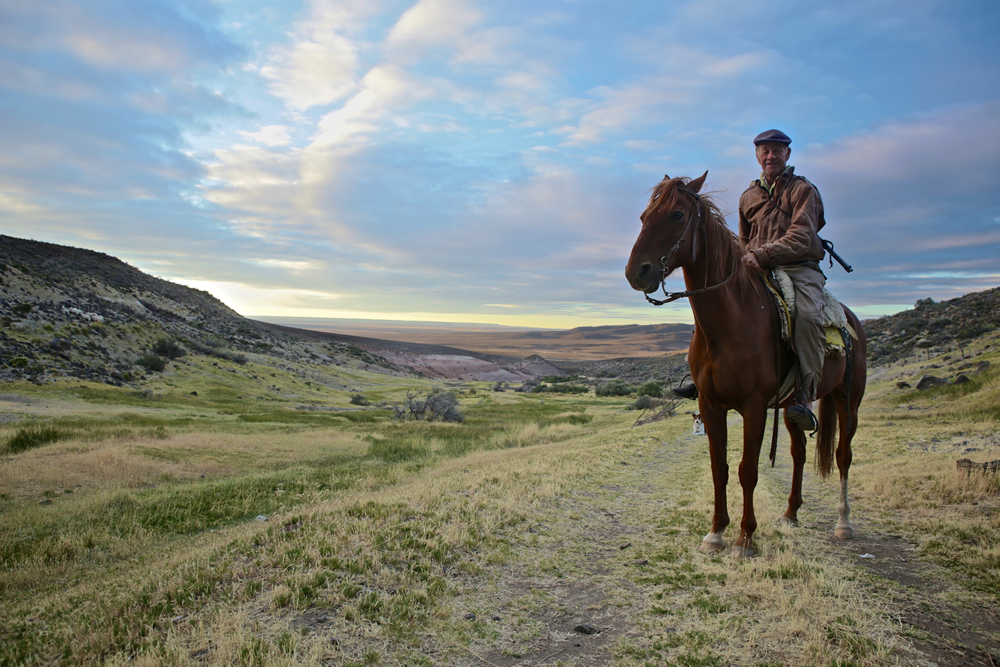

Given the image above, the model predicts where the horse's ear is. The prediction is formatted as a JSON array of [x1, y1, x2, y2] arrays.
[[688, 170, 708, 194]]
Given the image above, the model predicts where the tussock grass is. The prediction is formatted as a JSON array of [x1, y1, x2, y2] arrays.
[[4, 424, 69, 453]]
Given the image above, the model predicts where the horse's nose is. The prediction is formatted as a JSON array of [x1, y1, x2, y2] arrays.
[[637, 262, 654, 284]]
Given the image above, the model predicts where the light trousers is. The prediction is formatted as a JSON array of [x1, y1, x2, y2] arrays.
[[783, 265, 827, 402]]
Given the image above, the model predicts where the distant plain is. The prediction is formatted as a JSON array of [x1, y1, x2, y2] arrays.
[[256, 317, 695, 361]]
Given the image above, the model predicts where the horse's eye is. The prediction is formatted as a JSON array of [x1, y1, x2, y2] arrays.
[[671, 210, 684, 221]]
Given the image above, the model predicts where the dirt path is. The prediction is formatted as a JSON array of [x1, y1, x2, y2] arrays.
[[452, 421, 1000, 666]]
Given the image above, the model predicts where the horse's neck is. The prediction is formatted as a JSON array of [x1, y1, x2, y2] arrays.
[[683, 239, 765, 346]]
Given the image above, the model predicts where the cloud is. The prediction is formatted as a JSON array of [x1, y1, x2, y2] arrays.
[[561, 47, 781, 146], [799, 100, 1000, 305], [247, 258, 322, 271], [806, 101, 1000, 195], [258, 0, 377, 111], [0, 0, 242, 75], [236, 125, 293, 147], [386, 0, 483, 54]]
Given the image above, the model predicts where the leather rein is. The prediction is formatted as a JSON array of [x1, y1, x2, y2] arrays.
[[644, 187, 738, 306]]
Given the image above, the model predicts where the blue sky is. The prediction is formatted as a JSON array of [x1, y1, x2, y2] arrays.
[[1, 0, 998, 328]]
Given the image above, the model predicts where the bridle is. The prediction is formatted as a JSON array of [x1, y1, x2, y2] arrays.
[[644, 186, 738, 306]]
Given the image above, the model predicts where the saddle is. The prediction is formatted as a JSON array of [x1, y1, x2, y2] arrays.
[[763, 267, 858, 354], [761, 268, 858, 408]]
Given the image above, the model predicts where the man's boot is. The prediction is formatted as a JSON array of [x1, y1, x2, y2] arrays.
[[786, 390, 817, 432], [672, 382, 699, 400]]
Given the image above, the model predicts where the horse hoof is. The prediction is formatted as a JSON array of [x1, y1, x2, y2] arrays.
[[730, 545, 756, 559], [834, 526, 854, 539], [777, 516, 799, 527], [699, 533, 726, 553]]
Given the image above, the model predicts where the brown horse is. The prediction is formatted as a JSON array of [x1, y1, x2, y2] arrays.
[[624, 172, 866, 557]]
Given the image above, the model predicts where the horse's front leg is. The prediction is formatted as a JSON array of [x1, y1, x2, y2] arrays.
[[734, 406, 768, 558], [698, 401, 729, 553]]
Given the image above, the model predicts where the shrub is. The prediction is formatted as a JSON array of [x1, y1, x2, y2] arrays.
[[596, 380, 634, 397], [531, 383, 590, 394], [350, 393, 369, 406], [636, 381, 663, 398], [5, 425, 68, 454], [136, 355, 166, 372], [8, 357, 29, 369], [12, 303, 32, 315], [393, 389, 464, 423], [631, 395, 658, 410], [541, 375, 580, 384], [152, 337, 186, 359]]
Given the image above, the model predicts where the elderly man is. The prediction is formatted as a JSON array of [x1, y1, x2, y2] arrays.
[[739, 129, 827, 432]]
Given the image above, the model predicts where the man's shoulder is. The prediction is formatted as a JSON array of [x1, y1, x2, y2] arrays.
[[785, 172, 823, 200], [740, 179, 762, 198]]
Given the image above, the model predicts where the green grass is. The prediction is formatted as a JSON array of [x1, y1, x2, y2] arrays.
[[0, 456, 381, 575], [3, 424, 70, 453]]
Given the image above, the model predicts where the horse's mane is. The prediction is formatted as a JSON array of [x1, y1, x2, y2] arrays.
[[645, 176, 757, 297]]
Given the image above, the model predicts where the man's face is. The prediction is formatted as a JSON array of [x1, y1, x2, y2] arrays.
[[756, 142, 791, 180]]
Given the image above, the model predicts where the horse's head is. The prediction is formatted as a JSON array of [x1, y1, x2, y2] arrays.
[[625, 171, 708, 293]]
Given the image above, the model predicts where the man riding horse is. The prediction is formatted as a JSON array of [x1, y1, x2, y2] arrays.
[[739, 129, 827, 432]]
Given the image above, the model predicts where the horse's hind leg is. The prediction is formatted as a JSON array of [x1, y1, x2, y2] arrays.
[[833, 396, 857, 539], [699, 402, 729, 553], [780, 415, 807, 527]]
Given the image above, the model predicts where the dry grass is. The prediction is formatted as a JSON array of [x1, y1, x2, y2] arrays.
[[2, 335, 999, 665]]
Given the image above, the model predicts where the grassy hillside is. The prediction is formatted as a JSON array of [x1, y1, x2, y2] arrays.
[[1, 325, 998, 665]]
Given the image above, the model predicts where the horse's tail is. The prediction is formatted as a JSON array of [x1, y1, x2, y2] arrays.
[[815, 394, 837, 479]]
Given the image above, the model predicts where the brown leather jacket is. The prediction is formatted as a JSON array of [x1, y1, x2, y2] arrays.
[[738, 167, 826, 269]]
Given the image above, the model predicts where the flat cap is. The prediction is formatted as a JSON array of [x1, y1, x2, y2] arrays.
[[753, 129, 792, 145]]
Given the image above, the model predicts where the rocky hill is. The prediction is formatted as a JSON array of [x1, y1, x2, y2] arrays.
[[864, 287, 1000, 364], [0, 236, 560, 386]]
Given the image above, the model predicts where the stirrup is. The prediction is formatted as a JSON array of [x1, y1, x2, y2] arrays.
[[672, 383, 699, 400], [786, 403, 817, 432]]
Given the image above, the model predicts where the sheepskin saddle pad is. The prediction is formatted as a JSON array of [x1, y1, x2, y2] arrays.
[[769, 267, 858, 354]]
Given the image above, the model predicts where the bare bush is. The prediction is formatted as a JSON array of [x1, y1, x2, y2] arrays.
[[392, 389, 464, 422]]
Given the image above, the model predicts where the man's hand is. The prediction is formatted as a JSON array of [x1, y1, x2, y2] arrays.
[[742, 252, 761, 270]]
